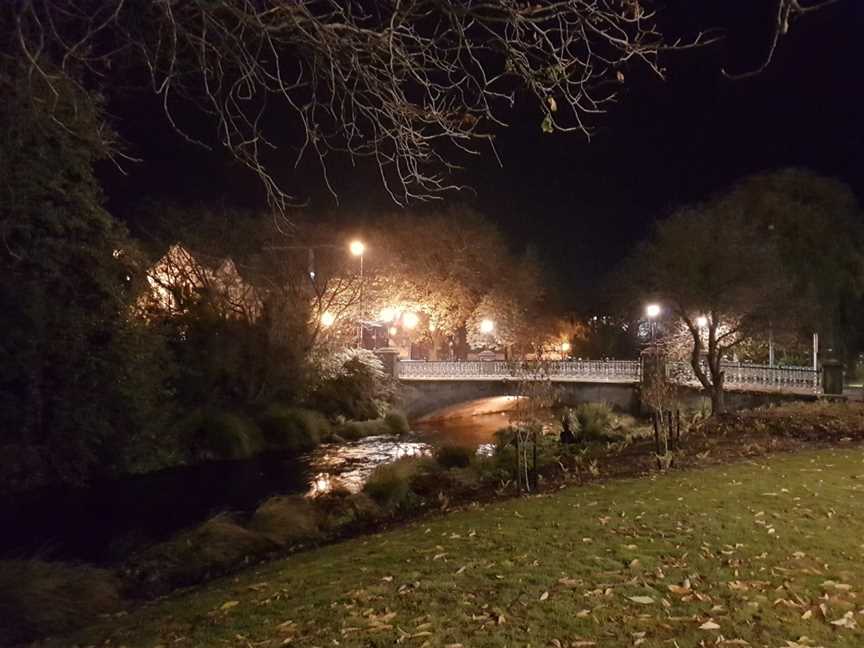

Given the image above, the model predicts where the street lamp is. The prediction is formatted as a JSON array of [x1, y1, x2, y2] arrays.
[[695, 315, 708, 328], [320, 311, 335, 328], [480, 319, 495, 334], [561, 341, 571, 356], [349, 240, 365, 347], [402, 312, 419, 329], [645, 303, 661, 343]]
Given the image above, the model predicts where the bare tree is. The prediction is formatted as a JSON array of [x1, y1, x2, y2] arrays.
[[5, 1, 730, 210]]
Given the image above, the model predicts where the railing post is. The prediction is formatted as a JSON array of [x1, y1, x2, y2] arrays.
[[374, 347, 401, 379]]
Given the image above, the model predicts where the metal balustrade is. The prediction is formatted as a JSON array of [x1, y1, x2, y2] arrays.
[[667, 361, 821, 391], [398, 358, 822, 392], [398, 359, 641, 381]]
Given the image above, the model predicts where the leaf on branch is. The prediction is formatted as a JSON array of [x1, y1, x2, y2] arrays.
[[541, 114, 554, 134]]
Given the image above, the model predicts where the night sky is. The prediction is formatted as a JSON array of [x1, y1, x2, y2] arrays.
[[99, 1, 864, 306]]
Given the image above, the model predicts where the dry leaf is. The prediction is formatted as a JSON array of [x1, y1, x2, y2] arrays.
[[219, 600, 240, 611]]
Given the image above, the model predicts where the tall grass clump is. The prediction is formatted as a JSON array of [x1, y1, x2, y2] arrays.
[[0, 560, 121, 645], [384, 410, 410, 435], [248, 496, 321, 546], [177, 410, 264, 461], [124, 513, 275, 595], [574, 402, 615, 441], [257, 405, 329, 453], [435, 444, 474, 468], [363, 458, 421, 511]]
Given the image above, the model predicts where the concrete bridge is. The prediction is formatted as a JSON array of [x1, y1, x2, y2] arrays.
[[380, 357, 827, 420]]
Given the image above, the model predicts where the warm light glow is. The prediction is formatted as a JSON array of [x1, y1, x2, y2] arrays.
[[320, 311, 335, 327], [696, 316, 708, 328], [388, 326, 398, 336], [428, 321, 437, 332], [379, 307, 396, 322], [645, 303, 661, 319], [402, 312, 419, 329], [349, 240, 365, 256], [561, 341, 571, 353], [480, 319, 495, 334]]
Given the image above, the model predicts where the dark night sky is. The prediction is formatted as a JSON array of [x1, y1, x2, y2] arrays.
[[100, 1, 864, 306]]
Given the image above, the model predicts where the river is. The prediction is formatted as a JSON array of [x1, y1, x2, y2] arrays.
[[0, 412, 511, 564]]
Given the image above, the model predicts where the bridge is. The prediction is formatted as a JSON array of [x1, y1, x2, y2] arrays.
[[389, 357, 826, 419]]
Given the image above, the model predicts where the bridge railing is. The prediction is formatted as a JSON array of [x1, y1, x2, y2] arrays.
[[398, 359, 821, 391], [667, 361, 821, 391], [398, 359, 641, 381]]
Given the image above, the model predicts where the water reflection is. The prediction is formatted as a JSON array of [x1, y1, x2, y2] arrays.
[[306, 436, 432, 496]]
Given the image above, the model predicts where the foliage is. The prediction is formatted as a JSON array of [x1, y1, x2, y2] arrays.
[[309, 349, 391, 420], [257, 406, 329, 454], [0, 63, 174, 490], [383, 410, 411, 435], [248, 496, 321, 547], [0, 559, 121, 645], [434, 445, 475, 469], [362, 458, 421, 511], [176, 410, 264, 462], [574, 402, 616, 441]]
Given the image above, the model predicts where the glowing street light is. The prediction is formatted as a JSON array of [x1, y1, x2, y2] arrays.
[[349, 239, 365, 347], [645, 303, 661, 344], [349, 240, 365, 257], [388, 326, 398, 337], [320, 311, 335, 327], [402, 312, 419, 329], [561, 341, 571, 353], [379, 307, 397, 322], [696, 315, 708, 328], [480, 319, 495, 334]]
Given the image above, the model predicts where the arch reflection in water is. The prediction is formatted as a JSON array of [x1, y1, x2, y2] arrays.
[[306, 436, 432, 497]]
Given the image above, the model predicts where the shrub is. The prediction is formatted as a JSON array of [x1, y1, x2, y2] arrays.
[[258, 406, 329, 453], [384, 410, 410, 435], [309, 349, 391, 420], [0, 560, 121, 645], [346, 492, 384, 522], [435, 444, 475, 468], [575, 402, 615, 441], [248, 496, 321, 546], [124, 513, 274, 595], [337, 418, 396, 440], [177, 410, 264, 461], [363, 458, 421, 511]]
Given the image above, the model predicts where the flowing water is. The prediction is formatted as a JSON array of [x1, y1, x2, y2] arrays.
[[1, 412, 511, 563]]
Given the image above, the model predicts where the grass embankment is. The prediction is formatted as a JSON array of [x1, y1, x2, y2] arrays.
[[58, 446, 864, 647]]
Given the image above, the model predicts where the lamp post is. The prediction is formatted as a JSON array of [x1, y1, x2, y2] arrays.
[[350, 240, 365, 347], [645, 303, 661, 344]]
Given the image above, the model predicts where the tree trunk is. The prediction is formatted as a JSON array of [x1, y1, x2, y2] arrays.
[[710, 372, 726, 415]]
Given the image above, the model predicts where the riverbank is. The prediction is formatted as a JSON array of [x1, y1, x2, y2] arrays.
[[43, 444, 864, 647]]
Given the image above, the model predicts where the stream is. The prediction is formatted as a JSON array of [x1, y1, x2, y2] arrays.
[[0, 412, 512, 564]]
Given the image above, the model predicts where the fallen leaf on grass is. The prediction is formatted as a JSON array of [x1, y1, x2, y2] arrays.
[[699, 620, 721, 630], [830, 611, 857, 629], [628, 596, 655, 605], [219, 600, 239, 611], [539, 591, 549, 601]]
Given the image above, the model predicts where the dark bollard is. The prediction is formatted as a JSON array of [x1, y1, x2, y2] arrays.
[[822, 359, 844, 395]]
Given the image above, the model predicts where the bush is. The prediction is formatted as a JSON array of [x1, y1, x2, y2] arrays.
[[248, 496, 321, 546], [309, 349, 391, 420], [575, 402, 615, 441], [337, 417, 400, 440], [124, 513, 275, 596], [258, 406, 329, 453], [435, 444, 475, 468], [0, 560, 121, 645], [177, 410, 264, 461], [384, 410, 410, 435], [363, 458, 421, 511]]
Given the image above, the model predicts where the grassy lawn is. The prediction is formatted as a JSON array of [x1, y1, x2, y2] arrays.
[[61, 446, 864, 648]]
